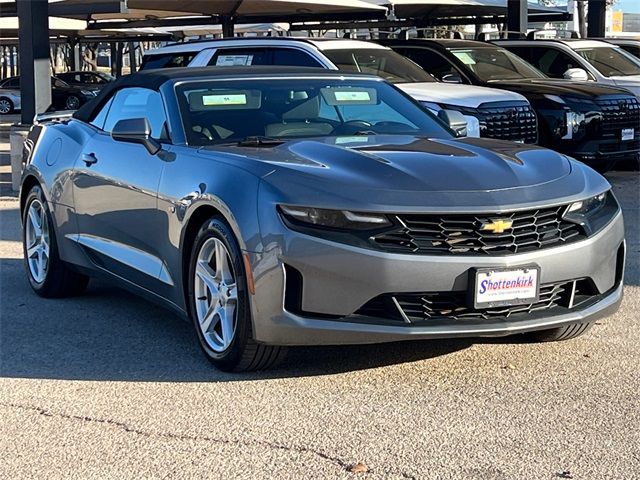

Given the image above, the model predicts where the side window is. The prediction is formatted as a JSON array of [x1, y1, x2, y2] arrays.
[[271, 48, 323, 67], [209, 48, 270, 66], [102, 88, 168, 140], [527, 47, 579, 78], [140, 52, 197, 70], [394, 48, 465, 82], [4, 78, 20, 88], [90, 96, 114, 130], [620, 45, 640, 58], [84, 73, 102, 84]]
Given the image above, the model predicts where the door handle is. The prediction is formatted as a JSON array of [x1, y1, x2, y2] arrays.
[[81, 153, 98, 167]]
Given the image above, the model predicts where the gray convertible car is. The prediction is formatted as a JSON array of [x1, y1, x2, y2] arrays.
[[21, 67, 624, 371]]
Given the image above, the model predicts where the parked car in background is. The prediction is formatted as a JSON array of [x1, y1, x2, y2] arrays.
[[599, 38, 640, 60], [0, 75, 100, 114], [494, 39, 640, 98], [21, 67, 624, 371], [56, 70, 115, 89], [142, 38, 539, 143], [381, 38, 640, 171], [0, 76, 21, 114]]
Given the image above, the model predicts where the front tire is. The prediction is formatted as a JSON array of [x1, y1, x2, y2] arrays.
[[22, 185, 89, 297], [65, 95, 81, 110], [526, 322, 594, 342], [0, 97, 14, 114], [187, 217, 286, 372]]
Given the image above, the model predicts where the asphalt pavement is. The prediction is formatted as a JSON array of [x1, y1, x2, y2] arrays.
[[1, 141, 638, 479]]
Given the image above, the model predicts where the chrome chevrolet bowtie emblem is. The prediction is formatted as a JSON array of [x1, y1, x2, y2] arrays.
[[481, 219, 513, 234]]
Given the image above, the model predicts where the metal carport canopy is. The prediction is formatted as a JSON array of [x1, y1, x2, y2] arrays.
[[51, 0, 388, 22], [366, 0, 566, 18]]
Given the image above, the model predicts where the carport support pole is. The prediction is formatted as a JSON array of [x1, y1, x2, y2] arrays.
[[222, 16, 235, 38], [17, 0, 51, 124], [587, 0, 606, 38], [506, 0, 527, 39]]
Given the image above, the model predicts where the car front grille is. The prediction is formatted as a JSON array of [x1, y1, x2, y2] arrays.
[[595, 96, 640, 133], [372, 205, 585, 255], [453, 101, 538, 144], [355, 278, 597, 323], [598, 140, 640, 153]]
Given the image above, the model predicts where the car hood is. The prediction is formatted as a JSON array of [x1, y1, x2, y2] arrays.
[[198, 135, 597, 210], [609, 76, 640, 96], [397, 82, 527, 107], [488, 79, 633, 98]]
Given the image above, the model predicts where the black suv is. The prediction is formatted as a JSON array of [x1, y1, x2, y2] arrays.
[[380, 38, 640, 171]]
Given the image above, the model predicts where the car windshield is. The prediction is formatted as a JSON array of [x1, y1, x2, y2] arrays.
[[322, 49, 436, 84], [575, 47, 640, 76], [98, 72, 115, 82], [450, 47, 546, 81], [176, 78, 451, 146]]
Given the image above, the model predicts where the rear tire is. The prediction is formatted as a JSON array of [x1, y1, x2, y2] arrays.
[[187, 217, 286, 372], [22, 185, 89, 298], [526, 322, 594, 342]]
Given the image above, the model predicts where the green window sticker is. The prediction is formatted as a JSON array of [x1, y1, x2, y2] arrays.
[[334, 91, 371, 102], [202, 94, 248, 106], [452, 51, 477, 65]]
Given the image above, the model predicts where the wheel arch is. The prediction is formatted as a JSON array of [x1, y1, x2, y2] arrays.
[[19, 174, 43, 215], [179, 202, 245, 310]]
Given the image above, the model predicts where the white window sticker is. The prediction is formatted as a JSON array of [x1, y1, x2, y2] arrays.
[[215, 55, 254, 66], [202, 94, 248, 106], [334, 91, 371, 102]]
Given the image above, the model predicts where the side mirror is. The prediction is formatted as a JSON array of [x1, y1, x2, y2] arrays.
[[441, 73, 462, 84], [438, 109, 468, 137], [111, 117, 161, 155], [563, 68, 589, 81]]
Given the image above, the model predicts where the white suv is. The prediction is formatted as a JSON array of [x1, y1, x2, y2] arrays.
[[142, 38, 538, 143], [495, 39, 640, 98]]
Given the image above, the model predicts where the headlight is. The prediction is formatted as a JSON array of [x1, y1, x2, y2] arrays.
[[563, 191, 618, 235], [81, 90, 97, 96], [278, 205, 391, 230], [463, 115, 481, 138], [562, 111, 586, 140], [566, 192, 607, 216], [420, 101, 442, 113]]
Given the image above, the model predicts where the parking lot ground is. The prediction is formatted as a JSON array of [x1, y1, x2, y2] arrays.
[[1, 140, 639, 479]]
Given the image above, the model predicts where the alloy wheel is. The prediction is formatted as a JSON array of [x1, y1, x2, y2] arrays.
[[65, 95, 80, 110], [0, 99, 11, 114], [194, 237, 238, 352], [25, 199, 50, 283]]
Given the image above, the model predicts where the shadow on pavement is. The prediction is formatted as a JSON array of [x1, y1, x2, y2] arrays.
[[0, 259, 471, 382], [0, 207, 20, 242]]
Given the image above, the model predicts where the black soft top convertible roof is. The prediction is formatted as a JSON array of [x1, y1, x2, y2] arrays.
[[73, 66, 372, 123]]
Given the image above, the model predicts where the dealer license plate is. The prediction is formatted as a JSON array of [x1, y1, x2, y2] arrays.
[[622, 128, 634, 141], [472, 266, 540, 308]]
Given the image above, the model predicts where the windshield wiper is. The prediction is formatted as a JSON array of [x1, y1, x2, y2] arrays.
[[235, 136, 286, 147]]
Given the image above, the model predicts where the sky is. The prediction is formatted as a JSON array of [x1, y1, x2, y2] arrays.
[[613, 0, 640, 14]]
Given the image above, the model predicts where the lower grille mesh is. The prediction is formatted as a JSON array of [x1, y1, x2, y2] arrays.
[[355, 279, 597, 323]]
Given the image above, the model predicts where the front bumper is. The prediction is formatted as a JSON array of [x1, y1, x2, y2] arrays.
[[248, 211, 624, 346]]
